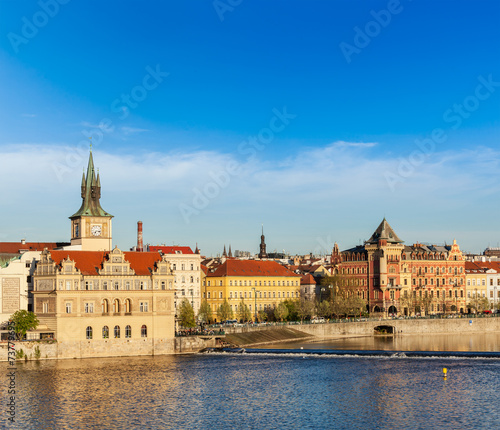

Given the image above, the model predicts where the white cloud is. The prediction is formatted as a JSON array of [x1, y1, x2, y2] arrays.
[[121, 126, 149, 135], [0, 142, 498, 254]]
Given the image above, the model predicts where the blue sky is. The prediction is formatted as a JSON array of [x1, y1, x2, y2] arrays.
[[0, 0, 499, 256]]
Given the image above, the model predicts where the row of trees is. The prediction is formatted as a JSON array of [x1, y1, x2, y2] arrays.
[[176, 277, 369, 327]]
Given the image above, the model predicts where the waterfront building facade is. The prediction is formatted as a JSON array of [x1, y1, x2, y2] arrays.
[[465, 261, 500, 310], [28, 149, 176, 357], [204, 260, 301, 321], [332, 219, 467, 316]]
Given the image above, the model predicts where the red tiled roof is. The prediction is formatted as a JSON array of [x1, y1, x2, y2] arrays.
[[200, 264, 208, 275], [149, 245, 194, 255], [207, 260, 300, 278], [465, 260, 500, 273], [49, 250, 162, 276], [300, 274, 317, 285], [0, 242, 68, 254]]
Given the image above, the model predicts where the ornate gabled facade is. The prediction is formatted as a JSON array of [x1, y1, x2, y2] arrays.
[[29, 148, 178, 357], [70, 149, 113, 251], [332, 219, 467, 316], [32, 247, 175, 355]]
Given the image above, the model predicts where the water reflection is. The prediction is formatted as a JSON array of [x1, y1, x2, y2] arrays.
[[257, 333, 500, 352], [2, 340, 499, 430]]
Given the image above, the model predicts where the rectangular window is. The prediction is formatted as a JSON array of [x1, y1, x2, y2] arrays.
[[85, 281, 93, 291], [43, 302, 48, 313], [103, 281, 108, 290], [84, 303, 94, 313], [66, 303, 72, 314], [219, 291, 223, 299], [66, 280, 71, 290], [126, 281, 131, 290], [140, 302, 149, 312]]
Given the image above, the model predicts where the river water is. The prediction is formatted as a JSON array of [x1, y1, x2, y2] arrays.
[[3, 333, 500, 430]]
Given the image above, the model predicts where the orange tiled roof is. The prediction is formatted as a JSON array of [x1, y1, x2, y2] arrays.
[[300, 274, 317, 285], [49, 250, 162, 276], [149, 245, 194, 255], [207, 260, 300, 278], [0, 242, 68, 254], [465, 260, 500, 273]]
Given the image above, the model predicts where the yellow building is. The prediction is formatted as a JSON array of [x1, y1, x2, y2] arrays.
[[204, 259, 301, 321], [465, 261, 489, 310]]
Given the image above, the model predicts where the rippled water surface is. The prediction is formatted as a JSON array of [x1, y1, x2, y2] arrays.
[[3, 335, 500, 429]]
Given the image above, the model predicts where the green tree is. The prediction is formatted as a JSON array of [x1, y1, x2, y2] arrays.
[[468, 296, 490, 313], [237, 300, 252, 322], [217, 299, 233, 322], [316, 300, 331, 318], [10, 310, 39, 340], [257, 310, 267, 322], [178, 299, 196, 328], [274, 302, 289, 321], [298, 298, 315, 321], [197, 300, 213, 324], [282, 299, 299, 321]]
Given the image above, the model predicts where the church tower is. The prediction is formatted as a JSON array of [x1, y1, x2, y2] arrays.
[[69, 148, 113, 251], [258, 225, 267, 259]]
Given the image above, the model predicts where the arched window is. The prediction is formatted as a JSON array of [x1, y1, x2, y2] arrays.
[[102, 299, 109, 313], [86, 326, 93, 339], [114, 325, 120, 338], [113, 299, 120, 313], [125, 299, 131, 313], [102, 326, 109, 339], [141, 325, 147, 338], [125, 325, 132, 338]]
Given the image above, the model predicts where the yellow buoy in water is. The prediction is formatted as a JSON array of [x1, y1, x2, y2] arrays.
[[443, 368, 448, 379]]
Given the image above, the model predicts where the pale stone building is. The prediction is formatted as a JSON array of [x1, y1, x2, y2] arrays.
[[32, 247, 175, 351], [29, 149, 176, 357], [149, 246, 202, 315], [0, 251, 41, 335]]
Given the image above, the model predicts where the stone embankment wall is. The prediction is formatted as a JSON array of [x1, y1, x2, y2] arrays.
[[0, 336, 211, 361], [225, 318, 500, 345]]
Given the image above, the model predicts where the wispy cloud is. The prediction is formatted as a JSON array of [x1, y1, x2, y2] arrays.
[[331, 141, 378, 148], [121, 126, 149, 135], [0, 143, 498, 254]]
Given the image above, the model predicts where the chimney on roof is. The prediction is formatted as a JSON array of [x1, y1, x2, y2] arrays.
[[21, 238, 26, 245], [137, 221, 143, 252]]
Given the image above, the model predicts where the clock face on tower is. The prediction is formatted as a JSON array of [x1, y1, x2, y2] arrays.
[[91, 225, 102, 237]]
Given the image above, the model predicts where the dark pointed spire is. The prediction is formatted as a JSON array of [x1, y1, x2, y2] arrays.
[[223, 244, 227, 257], [195, 243, 200, 254], [70, 148, 113, 219], [228, 245, 232, 258], [259, 225, 267, 259], [366, 218, 403, 244]]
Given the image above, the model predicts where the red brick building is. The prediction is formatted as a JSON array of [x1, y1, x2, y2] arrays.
[[332, 219, 466, 316]]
